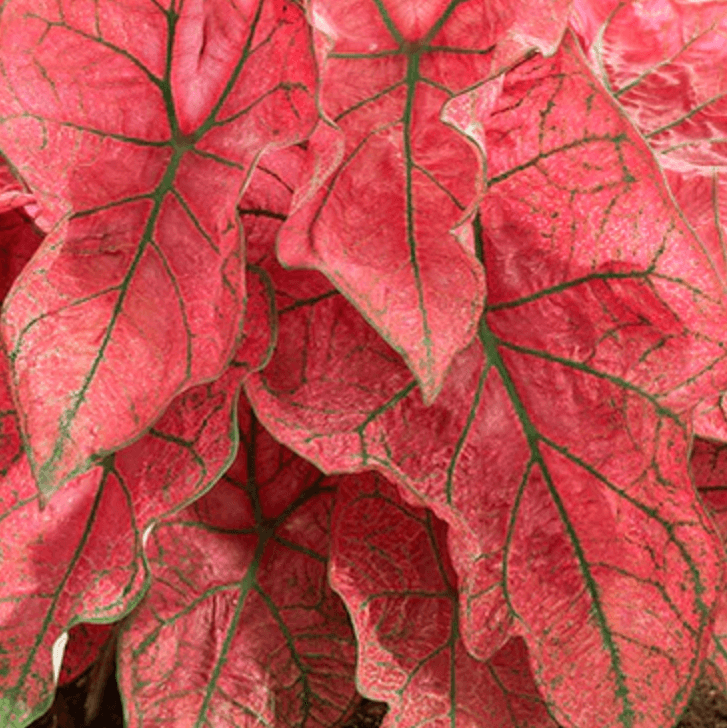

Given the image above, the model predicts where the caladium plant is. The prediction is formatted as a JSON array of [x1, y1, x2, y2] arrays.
[[0, 0, 726, 727]]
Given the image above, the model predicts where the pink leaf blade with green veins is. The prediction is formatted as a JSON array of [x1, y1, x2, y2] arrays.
[[117, 397, 358, 728], [279, 0, 573, 401], [572, 0, 727, 440], [690, 437, 727, 693], [278, 0, 506, 404], [0, 312, 266, 725], [0, 0, 317, 497], [244, 36, 727, 727], [330, 472, 558, 728]]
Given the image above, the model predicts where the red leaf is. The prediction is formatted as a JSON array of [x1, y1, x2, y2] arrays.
[[330, 473, 557, 728], [579, 0, 727, 174], [691, 438, 727, 540], [690, 437, 727, 689], [117, 397, 357, 728], [0, 0, 317, 496], [0, 209, 43, 306], [0, 349, 247, 725], [244, 38, 727, 726], [280, 0, 572, 404], [0, 156, 35, 216], [572, 0, 727, 439], [279, 0, 547, 403]]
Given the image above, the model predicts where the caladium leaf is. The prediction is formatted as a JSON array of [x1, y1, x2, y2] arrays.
[[0, 0, 317, 497], [277, 0, 575, 403], [117, 397, 357, 728], [572, 0, 727, 440], [691, 437, 727, 540], [690, 436, 727, 682], [245, 37, 727, 727], [233, 263, 278, 376], [0, 209, 43, 306], [330, 472, 557, 728], [665, 171, 727, 439], [0, 325, 260, 726], [578, 0, 727, 174]]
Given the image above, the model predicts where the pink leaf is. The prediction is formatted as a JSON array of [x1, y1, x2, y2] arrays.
[[580, 0, 727, 174], [572, 0, 727, 439], [278, 0, 519, 403], [117, 397, 357, 728], [0, 156, 35, 216], [0, 347, 248, 725], [0, 0, 317, 496], [244, 37, 727, 727], [330, 472, 557, 728], [690, 437, 727, 690]]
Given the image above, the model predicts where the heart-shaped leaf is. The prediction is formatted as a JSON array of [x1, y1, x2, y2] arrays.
[[117, 397, 357, 728], [276, 0, 577, 402], [0, 0, 317, 496], [330, 472, 557, 728], [244, 37, 727, 727]]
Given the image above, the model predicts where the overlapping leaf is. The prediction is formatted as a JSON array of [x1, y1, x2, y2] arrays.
[[690, 437, 727, 683], [571, 0, 727, 438], [0, 157, 43, 301], [0, 354, 250, 727], [0, 256, 277, 726], [276, 0, 574, 403], [0, 0, 317, 496], [244, 37, 727, 727], [0, 155, 34, 216], [330, 473, 556, 728], [117, 397, 357, 728], [577, 0, 727, 175], [0, 210, 42, 305]]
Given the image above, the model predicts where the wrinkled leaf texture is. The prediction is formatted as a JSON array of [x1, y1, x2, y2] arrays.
[[277, 0, 573, 403], [0, 0, 317, 497], [574, 0, 727, 440], [244, 32, 727, 728], [117, 398, 359, 728], [0, 347, 249, 726], [0, 191, 278, 726], [330, 473, 557, 728], [0, 1, 727, 728]]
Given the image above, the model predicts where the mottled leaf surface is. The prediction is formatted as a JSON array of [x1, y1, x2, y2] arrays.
[[581, 0, 727, 175], [690, 437, 727, 682], [0, 348, 247, 727], [245, 38, 727, 727], [330, 473, 557, 728], [0, 208, 43, 304], [0, 0, 317, 496], [573, 0, 727, 439], [278, 0, 565, 402], [0, 156, 34, 216], [117, 398, 357, 728], [278, 0, 573, 400]]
